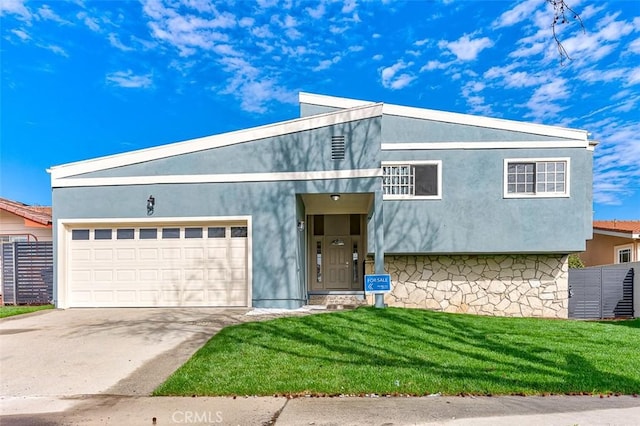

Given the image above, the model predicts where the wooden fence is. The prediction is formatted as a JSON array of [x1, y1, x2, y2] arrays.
[[1, 242, 53, 305]]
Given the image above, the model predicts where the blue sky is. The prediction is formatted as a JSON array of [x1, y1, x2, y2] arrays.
[[1, 0, 638, 219]]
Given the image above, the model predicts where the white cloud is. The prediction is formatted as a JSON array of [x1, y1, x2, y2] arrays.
[[239, 17, 254, 27], [77, 12, 101, 32], [256, 0, 279, 8], [221, 77, 295, 113], [493, 0, 541, 28], [380, 60, 416, 90], [306, 3, 325, 19], [627, 67, 640, 86], [313, 56, 341, 72], [342, 0, 357, 14], [420, 60, 450, 72], [108, 33, 134, 51], [414, 38, 429, 47], [372, 54, 383, 61], [592, 121, 640, 205], [0, 0, 31, 20], [629, 38, 640, 54], [439, 33, 494, 61], [44, 44, 69, 57], [106, 70, 153, 88], [461, 81, 492, 115], [10, 28, 30, 41], [523, 78, 570, 121], [37, 5, 67, 24], [251, 25, 273, 38]]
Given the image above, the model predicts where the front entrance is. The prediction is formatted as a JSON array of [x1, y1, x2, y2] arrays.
[[309, 214, 364, 291]]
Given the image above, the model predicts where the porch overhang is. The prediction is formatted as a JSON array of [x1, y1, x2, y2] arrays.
[[301, 193, 374, 215]]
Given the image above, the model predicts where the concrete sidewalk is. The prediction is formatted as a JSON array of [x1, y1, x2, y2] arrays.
[[1, 395, 639, 425]]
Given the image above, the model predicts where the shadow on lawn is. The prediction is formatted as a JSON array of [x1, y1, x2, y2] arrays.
[[222, 308, 640, 394], [596, 319, 640, 329]]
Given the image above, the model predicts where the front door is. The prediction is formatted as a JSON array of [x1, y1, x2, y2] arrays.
[[309, 214, 363, 291], [325, 236, 351, 289]]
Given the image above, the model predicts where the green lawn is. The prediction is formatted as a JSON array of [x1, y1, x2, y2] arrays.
[[155, 307, 640, 396], [0, 304, 54, 319]]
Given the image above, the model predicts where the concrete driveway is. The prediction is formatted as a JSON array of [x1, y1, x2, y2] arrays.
[[0, 308, 251, 415]]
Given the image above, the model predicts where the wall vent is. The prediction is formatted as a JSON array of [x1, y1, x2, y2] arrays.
[[331, 136, 346, 160]]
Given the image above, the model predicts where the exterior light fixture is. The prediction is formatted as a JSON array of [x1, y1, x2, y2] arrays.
[[330, 194, 341, 201], [147, 195, 155, 215], [297, 220, 305, 232]]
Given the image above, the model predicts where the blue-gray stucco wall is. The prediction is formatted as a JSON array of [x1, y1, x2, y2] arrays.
[[53, 177, 380, 309], [76, 117, 381, 178], [300, 101, 592, 253], [379, 147, 592, 253]]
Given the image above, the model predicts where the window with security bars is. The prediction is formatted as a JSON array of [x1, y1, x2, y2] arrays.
[[382, 163, 440, 199], [506, 160, 567, 195]]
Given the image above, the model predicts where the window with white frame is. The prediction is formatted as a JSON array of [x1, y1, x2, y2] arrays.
[[504, 158, 569, 197], [615, 244, 633, 264], [382, 161, 441, 199]]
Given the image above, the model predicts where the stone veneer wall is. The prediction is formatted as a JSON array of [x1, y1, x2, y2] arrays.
[[373, 254, 569, 318]]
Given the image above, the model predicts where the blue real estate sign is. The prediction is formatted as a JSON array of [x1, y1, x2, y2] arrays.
[[364, 274, 391, 294]]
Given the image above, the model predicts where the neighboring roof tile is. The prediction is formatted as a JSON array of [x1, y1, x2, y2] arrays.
[[593, 220, 640, 234], [0, 197, 52, 226]]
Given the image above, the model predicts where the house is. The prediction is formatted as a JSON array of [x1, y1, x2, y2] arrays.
[[0, 198, 53, 304], [49, 93, 595, 317], [579, 221, 640, 266], [0, 197, 52, 243]]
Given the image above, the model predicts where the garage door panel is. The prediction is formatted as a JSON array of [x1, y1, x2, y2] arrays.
[[139, 290, 160, 302], [67, 222, 248, 307], [95, 270, 113, 282], [116, 270, 136, 282], [161, 269, 181, 282], [71, 249, 91, 261], [139, 270, 158, 281], [94, 249, 114, 261], [139, 248, 159, 260], [116, 249, 136, 261], [162, 248, 181, 260], [70, 291, 92, 304], [184, 269, 205, 281], [94, 291, 115, 303], [207, 268, 227, 280], [115, 291, 137, 303], [207, 247, 227, 259], [185, 248, 205, 259], [230, 269, 245, 280], [71, 270, 91, 282]]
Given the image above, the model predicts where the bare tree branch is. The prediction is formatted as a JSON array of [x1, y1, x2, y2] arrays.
[[546, 0, 586, 64]]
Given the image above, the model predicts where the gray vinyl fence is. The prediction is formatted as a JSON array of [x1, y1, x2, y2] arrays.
[[1, 242, 53, 305], [568, 262, 636, 319]]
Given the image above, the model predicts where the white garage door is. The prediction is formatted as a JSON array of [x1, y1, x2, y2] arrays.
[[66, 223, 248, 307]]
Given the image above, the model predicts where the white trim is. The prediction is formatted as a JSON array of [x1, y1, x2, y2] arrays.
[[503, 157, 571, 199], [614, 243, 634, 264], [299, 92, 589, 141], [56, 215, 252, 309], [593, 229, 640, 239], [381, 140, 587, 150], [53, 168, 383, 188], [381, 160, 442, 200], [299, 92, 373, 109], [49, 104, 383, 180]]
